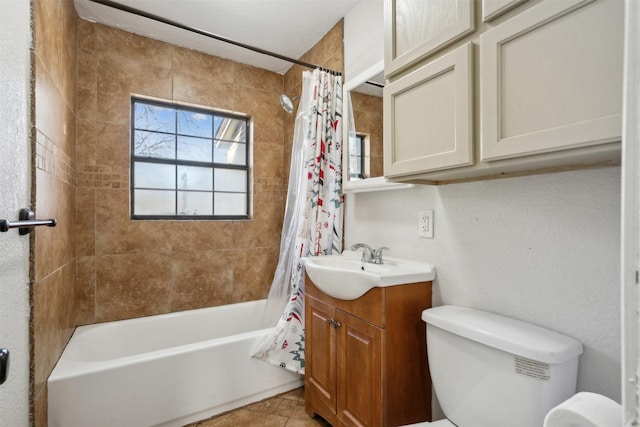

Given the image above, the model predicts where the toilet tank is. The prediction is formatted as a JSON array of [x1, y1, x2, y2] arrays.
[[422, 305, 583, 427]]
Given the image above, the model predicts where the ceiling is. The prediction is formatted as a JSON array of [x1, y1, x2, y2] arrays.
[[74, 0, 363, 75]]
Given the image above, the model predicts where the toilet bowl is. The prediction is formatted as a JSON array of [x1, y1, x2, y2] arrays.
[[404, 394, 621, 427]]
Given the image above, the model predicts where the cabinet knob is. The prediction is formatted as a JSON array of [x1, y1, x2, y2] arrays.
[[327, 318, 341, 328]]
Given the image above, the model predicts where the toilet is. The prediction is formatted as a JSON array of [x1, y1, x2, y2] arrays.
[[411, 305, 591, 427]]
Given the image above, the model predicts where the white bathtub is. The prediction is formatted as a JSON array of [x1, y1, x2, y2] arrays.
[[48, 299, 303, 427]]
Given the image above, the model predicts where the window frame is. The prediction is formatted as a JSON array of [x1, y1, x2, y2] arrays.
[[130, 97, 251, 221], [349, 133, 367, 180]]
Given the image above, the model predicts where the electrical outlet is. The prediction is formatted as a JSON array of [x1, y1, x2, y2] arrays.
[[418, 210, 434, 239]]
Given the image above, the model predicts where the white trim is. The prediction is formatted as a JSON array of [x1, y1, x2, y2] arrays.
[[343, 176, 414, 194], [481, 0, 527, 22], [344, 60, 407, 193], [344, 60, 385, 94], [0, 0, 32, 424], [621, 0, 640, 424]]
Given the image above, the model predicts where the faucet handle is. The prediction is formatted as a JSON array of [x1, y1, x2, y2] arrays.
[[372, 247, 389, 264]]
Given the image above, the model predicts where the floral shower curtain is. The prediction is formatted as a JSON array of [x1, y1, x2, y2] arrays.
[[252, 69, 343, 374]]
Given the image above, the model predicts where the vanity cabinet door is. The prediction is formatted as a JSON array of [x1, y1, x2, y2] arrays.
[[480, 0, 623, 162], [384, 0, 474, 77], [336, 310, 384, 427], [384, 42, 473, 178], [305, 296, 337, 419]]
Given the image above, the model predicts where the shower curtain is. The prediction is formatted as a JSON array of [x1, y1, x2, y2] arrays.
[[252, 69, 343, 374]]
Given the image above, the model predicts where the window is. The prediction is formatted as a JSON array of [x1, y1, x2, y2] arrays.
[[348, 133, 367, 180], [131, 98, 250, 219]]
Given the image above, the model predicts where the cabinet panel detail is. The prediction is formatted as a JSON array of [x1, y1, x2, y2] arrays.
[[482, 0, 527, 22], [384, 42, 473, 177], [306, 296, 336, 415], [480, 0, 623, 161], [337, 311, 384, 426], [385, 0, 474, 77]]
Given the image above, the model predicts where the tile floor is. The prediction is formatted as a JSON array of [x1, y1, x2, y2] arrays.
[[186, 387, 332, 427]]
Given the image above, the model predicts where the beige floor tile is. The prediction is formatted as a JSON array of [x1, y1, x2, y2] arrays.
[[279, 388, 305, 402], [197, 408, 288, 427], [191, 387, 332, 427]]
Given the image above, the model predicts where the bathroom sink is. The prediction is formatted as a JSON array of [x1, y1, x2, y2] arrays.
[[302, 251, 436, 300]]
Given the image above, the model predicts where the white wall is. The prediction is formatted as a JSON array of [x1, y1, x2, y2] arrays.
[[344, 0, 384, 80], [345, 167, 622, 401], [0, 1, 32, 425]]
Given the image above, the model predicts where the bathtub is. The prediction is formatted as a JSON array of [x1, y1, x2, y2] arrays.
[[48, 299, 303, 427]]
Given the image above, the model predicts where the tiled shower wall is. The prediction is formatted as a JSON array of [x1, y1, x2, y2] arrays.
[[33, 0, 78, 424], [75, 22, 287, 324], [74, 21, 344, 324]]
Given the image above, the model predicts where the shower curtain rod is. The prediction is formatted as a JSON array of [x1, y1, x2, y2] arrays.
[[87, 0, 342, 76]]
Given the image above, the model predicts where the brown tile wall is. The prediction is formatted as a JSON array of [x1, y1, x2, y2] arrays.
[[350, 91, 383, 178], [75, 22, 287, 324], [32, 1, 78, 425]]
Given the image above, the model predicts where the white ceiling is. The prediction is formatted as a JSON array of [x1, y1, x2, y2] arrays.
[[74, 0, 362, 74]]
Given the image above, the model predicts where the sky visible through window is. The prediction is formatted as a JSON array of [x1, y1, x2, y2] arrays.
[[131, 99, 250, 219]]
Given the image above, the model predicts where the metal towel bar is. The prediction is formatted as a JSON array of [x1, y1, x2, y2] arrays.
[[0, 208, 57, 235]]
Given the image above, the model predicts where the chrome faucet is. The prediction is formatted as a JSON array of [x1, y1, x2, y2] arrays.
[[351, 243, 374, 262], [372, 246, 389, 264], [351, 243, 389, 264]]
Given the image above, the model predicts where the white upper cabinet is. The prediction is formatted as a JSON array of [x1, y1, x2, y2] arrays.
[[384, 43, 473, 177], [384, 0, 474, 77], [480, 0, 624, 162], [383, 0, 624, 183]]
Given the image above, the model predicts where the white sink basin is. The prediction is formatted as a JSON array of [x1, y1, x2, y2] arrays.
[[302, 251, 436, 300]]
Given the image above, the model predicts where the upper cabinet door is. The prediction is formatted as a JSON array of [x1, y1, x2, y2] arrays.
[[384, 0, 474, 77], [480, 0, 624, 162], [384, 43, 473, 178]]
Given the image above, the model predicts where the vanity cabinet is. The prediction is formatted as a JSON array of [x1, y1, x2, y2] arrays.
[[383, 0, 624, 183], [305, 275, 432, 427]]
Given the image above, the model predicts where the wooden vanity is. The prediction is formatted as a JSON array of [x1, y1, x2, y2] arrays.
[[305, 274, 432, 427]]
